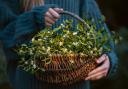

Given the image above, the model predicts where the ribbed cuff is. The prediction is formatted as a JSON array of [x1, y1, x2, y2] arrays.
[[32, 4, 58, 30], [106, 51, 118, 79]]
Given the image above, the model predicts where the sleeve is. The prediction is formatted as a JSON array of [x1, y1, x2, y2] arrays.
[[0, 3, 56, 48], [81, 0, 118, 79]]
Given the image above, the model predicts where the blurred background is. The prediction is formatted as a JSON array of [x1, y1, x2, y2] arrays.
[[92, 0, 128, 89]]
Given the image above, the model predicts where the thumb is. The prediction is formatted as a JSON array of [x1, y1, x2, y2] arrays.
[[96, 54, 107, 64]]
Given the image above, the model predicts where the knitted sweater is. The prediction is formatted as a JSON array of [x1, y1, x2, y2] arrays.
[[0, 41, 9, 84], [0, 0, 118, 89]]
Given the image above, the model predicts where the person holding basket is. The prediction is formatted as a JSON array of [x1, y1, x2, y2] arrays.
[[0, 0, 118, 89]]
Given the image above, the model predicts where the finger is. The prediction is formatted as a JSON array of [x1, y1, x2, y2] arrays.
[[54, 8, 64, 13], [88, 73, 105, 81], [86, 70, 107, 80], [45, 22, 52, 27], [45, 16, 55, 24], [96, 54, 107, 64], [88, 61, 108, 76], [48, 8, 60, 19], [45, 12, 56, 21]]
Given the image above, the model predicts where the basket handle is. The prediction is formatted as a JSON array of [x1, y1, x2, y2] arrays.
[[60, 11, 91, 30]]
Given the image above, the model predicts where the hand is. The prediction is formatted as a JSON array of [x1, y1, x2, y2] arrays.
[[85, 54, 110, 80], [45, 8, 63, 27]]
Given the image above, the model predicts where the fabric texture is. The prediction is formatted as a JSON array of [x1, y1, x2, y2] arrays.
[[0, 41, 9, 84], [0, 0, 118, 89]]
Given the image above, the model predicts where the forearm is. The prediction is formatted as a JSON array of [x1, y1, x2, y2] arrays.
[[0, 5, 56, 48]]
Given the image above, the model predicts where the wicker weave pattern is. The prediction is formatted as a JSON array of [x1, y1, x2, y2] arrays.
[[35, 54, 97, 85]]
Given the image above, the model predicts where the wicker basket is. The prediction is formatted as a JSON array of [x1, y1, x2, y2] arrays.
[[35, 54, 97, 85], [35, 11, 97, 85]]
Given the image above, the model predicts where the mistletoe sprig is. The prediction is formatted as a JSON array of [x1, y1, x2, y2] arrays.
[[16, 19, 111, 73]]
